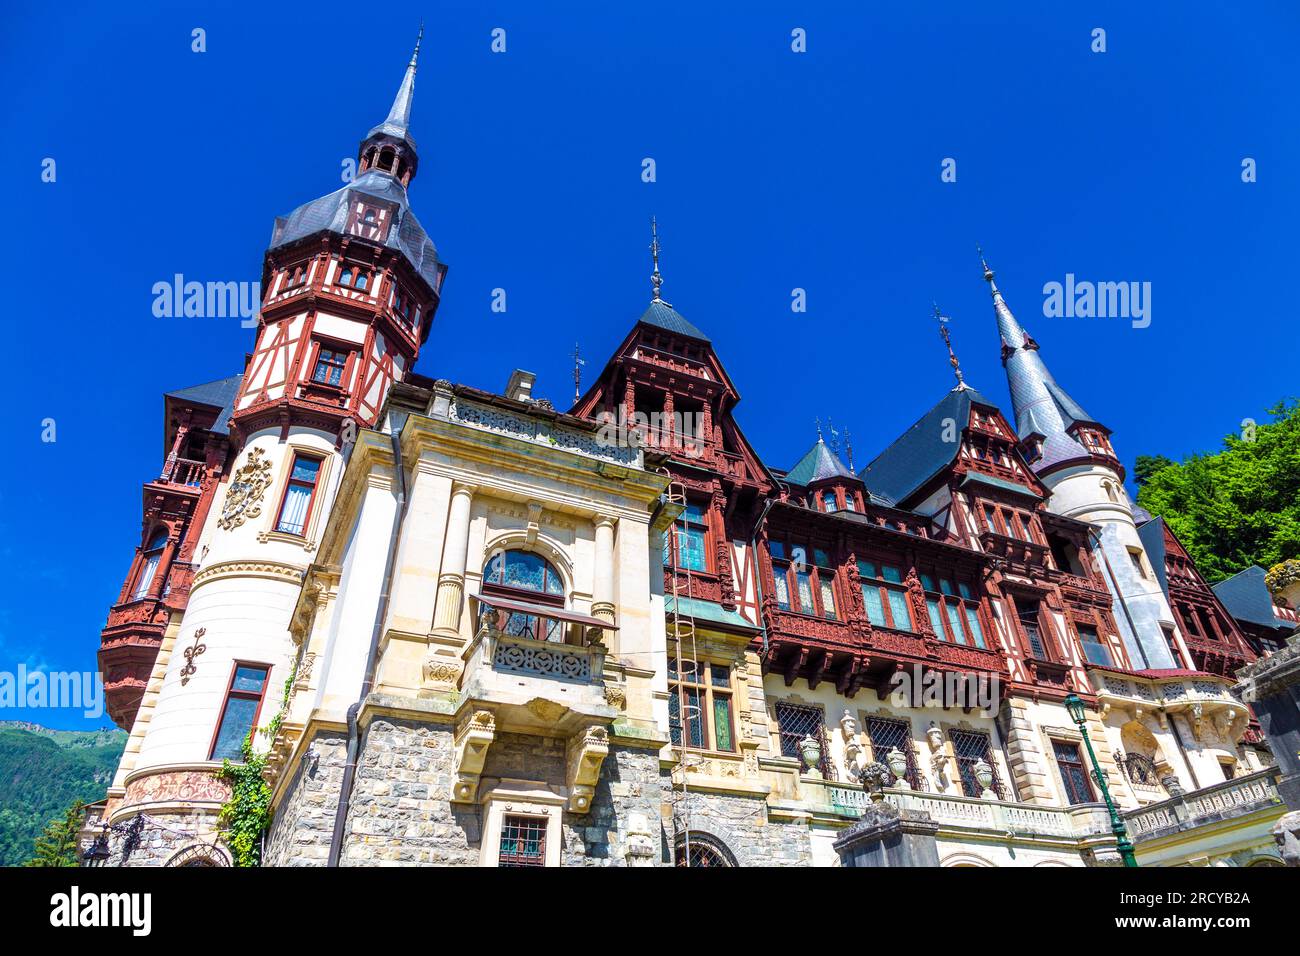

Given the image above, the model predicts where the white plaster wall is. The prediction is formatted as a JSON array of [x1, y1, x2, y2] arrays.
[[135, 573, 298, 769]]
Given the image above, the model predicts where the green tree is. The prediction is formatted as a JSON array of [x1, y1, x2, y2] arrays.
[[1136, 399, 1300, 583], [1133, 454, 1175, 487], [24, 800, 85, 867]]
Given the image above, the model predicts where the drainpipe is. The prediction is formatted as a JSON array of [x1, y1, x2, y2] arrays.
[[327, 416, 410, 867], [1088, 528, 1151, 670]]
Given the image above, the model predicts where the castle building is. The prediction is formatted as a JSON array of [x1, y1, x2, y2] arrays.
[[95, 41, 1290, 868]]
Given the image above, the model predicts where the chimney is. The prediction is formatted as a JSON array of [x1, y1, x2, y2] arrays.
[[505, 369, 536, 403]]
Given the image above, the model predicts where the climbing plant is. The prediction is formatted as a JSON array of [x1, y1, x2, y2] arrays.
[[216, 657, 298, 867]]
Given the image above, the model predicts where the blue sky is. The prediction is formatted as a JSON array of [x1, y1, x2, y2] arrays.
[[2, 1, 1297, 729]]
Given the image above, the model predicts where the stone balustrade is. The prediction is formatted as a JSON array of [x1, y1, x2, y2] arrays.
[[1123, 766, 1283, 842]]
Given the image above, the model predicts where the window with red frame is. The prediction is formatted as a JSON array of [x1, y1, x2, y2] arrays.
[[770, 541, 837, 620], [209, 663, 271, 761], [918, 572, 988, 648], [275, 455, 323, 536], [1052, 740, 1094, 805], [857, 559, 913, 631], [481, 549, 565, 641], [311, 346, 349, 387]]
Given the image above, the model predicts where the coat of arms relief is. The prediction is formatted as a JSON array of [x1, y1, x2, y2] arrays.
[[217, 447, 274, 530]]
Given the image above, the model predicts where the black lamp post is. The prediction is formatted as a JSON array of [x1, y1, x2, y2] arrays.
[[1064, 692, 1138, 867], [82, 828, 111, 868]]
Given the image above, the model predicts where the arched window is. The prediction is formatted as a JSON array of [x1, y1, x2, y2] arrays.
[[133, 530, 168, 600], [338, 267, 353, 287], [355, 271, 368, 291], [482, 549, 565, 641], [674, 832, 736, 867]]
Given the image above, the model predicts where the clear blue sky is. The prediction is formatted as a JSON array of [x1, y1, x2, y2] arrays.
[[2, 1, 1297, 729]]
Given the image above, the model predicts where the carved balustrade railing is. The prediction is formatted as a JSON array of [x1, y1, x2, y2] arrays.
[[1123, 767, 1283, 842]]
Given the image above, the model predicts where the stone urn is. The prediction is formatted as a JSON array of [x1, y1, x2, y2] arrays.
[[799, 734, 823, 779], [973, 758, 996, 800], [886, 747, 910, 790]]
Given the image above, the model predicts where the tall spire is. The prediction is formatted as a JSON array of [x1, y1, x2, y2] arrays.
[[649, 216, 667, 304], [934, 302, 966, 390], [365, 24, 423, 152], [980, 247, 1103, 469]]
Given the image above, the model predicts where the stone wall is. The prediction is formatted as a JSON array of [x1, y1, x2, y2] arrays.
[[667, 781, 814, 866], [264, 730, 348, 866], [560, 745, 664, 866], [341, 716, 480, 865], [110, 810, 229, 867]]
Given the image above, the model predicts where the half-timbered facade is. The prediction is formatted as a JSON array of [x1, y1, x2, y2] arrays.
[[93, 37, 1290, 868]]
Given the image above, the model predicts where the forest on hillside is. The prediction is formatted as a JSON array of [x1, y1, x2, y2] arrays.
[[0, 722, 126, 866]]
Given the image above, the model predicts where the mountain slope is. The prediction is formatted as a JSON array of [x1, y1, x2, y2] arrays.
[[0, 722, 126, 866]]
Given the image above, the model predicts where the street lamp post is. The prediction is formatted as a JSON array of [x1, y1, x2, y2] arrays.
[[1064, 692, 1139, 867]]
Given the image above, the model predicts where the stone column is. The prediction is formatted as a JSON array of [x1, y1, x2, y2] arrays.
[[591, 515, 618, 626], [431, 481, 477, 637]]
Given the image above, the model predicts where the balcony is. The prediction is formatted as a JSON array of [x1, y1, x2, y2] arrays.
[[1124, 767, 1284, 845], [1087, 666, 1250, 742], [153, 456, 206, 490], [792, 779, 1116, 854], [980, 531, 1049, 568], [453, 595, 618, 811]]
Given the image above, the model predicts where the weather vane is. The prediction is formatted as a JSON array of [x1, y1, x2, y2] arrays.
[[935, 302, 965, 389], [572, 343, 585, 404], [650, 216, 666, 304]]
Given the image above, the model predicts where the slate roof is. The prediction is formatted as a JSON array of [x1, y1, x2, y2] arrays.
[[165, 374, 243, 436], [1213, 566, 1292, 631], [987, 269, 1101, 471], [638, 299, 709, 342], [857, 386, 999, 506], [1136, 516, 1170, 597], [785, 438, 856, 487], [269, 169, 442, 291]]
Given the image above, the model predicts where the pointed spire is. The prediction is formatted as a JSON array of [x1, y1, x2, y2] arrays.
[[366, 24, 422, 148], [979, 248, 1103, 466], [934, 302, 966, 390], [978, 245, 1035, 355], [649, 216, 668, 304]]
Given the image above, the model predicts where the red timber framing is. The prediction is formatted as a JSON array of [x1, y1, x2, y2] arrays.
[[1155, 521, 1256, 677], [756, 499, 1008, 701], [572, 316, 775, 620], [99, 395, 234, 729], [233, 225, 444, 444]]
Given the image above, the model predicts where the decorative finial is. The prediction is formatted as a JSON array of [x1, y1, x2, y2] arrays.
[[814, 416, 823, 441], [649, 216, 664, 303], [572, 342, 585, 404], [411, 22, 424, 70], [844, 428, 855, 471], [935, 302, 966, 389]]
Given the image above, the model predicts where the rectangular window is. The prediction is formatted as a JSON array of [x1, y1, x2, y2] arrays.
[[775, 702, 829, 777], [964, 606, 987, 649], [1053, 741, 1094, 805], [275, 454, 323, 536], [311, 346, 348, 386], [1127, 548, 1147, 579], [498, 815, 547, 867], [1220, 760, 1237, 781], [926, 597, 946, 637], [209, 663, 271, 761], [1077, 624, 1113, 667], [951, 730, 1002, 799], [859, 560, 912, 631], [866, 717, 918, 789], [1018, 602, 1048, 659], [669, 660, 733, 752], [667, 502, 709, 571]]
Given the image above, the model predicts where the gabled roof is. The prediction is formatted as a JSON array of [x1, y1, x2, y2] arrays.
[[165, 374, 243, 436], [1213, 566, 1292, 631], [638, 299, 709, 342], [785, 438, 855, 487], [857, 386, 998, 506]]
